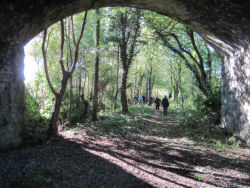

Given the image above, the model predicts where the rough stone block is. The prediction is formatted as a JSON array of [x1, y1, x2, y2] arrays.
[[0, 48, 24, 151]]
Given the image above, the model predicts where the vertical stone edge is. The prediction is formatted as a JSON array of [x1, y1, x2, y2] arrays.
[[0, 46, 25, 151], [221, 46, 250, 145]]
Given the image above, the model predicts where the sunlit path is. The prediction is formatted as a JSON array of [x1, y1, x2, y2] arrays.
[[1, 106, 249, 187], [59, 109, 250, 188]]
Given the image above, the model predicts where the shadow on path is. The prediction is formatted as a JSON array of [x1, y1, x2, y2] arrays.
[[1, 107, 249, 187], [0, 136, 153, 188]]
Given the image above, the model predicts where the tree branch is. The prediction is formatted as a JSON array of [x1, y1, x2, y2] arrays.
[[158, 31, 208, 96], [60, 20, 66, 73], [70, 10, 88, 75], [71, 16, 76, 47], [128, 9, 141, 66], [42, 28, 59, 95]]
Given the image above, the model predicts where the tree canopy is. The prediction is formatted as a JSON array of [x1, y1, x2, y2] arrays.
[[24, 7, 222, 133]]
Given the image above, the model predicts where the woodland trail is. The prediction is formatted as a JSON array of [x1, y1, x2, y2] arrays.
[[0, 108, 249, 187]]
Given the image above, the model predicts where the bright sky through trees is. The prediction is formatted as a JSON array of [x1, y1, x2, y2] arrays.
[[24, 43, 38, 83]]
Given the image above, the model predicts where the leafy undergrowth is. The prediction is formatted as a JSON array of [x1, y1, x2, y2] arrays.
[[1, 105, 249, 187], [24, 90, 49, 145], [66, 105, 243, 150], [65, 105, 155, 139], [168, 107, 247, 149]]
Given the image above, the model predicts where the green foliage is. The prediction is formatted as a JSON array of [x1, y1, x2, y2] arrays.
[[89, 112, 136, 138], [60, 93, 91, 124], [24, 8, 223, 138], [229, 159, 245, 166], [72, 105, 153, 138], [129, 104, 153, 118], [100, 111, 130, 127], [215, 140, 225, 151], [194, 173, 203, 180], [194, 82, 221, 124], [24, 90, 49, 144], [170, 103, 233, 146]]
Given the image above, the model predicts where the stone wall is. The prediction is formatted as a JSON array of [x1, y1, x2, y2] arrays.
[[0, 46, 25, 151], [221, 46, 250, 145]]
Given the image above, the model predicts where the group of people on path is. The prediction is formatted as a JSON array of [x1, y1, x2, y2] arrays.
[[155, 96, 169, 116], [132, 94, 170, 116]]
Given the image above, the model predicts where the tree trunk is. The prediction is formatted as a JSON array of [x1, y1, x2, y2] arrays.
[[148, 65, 153, 105], [81, 92, 89, 118], [77, 70, 82, 108], [120, 69, 129, 114], [67, 77, 73, 122], [177, 61, 183, 109], [43, 11, 88, 138], [145, 77, 149, 102], [117, 8, 141, 113], [138, 74, 144, 96], [134, 77, 138, 99], [48, 95, 63, 136], [114, 46, 120, 109], [48, 74, 69, 137], [179, 86, 184, 110], [148, 77, 152, 105], [173, 87, 179, 101], [92, 8, 100, 121]]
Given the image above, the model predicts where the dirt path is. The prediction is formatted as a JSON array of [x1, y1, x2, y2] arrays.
[[0, 109, 249, 187]]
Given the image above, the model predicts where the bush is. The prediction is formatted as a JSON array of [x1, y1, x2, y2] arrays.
[[194, 84, 221, 124], [24, 90, 49, 144], [73, 105, 153, 138], [129, 104, 153, 117]]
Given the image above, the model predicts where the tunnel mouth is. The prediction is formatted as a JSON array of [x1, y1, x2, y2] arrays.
[[0, 1, 249, 150]]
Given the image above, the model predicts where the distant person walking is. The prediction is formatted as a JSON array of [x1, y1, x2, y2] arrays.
[[162, 95, 169, 116], [155, 96, 161, 111], [138, 95, 143, 104]]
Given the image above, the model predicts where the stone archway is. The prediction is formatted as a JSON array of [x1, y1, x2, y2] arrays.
[[0, 0, 249, 150]]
